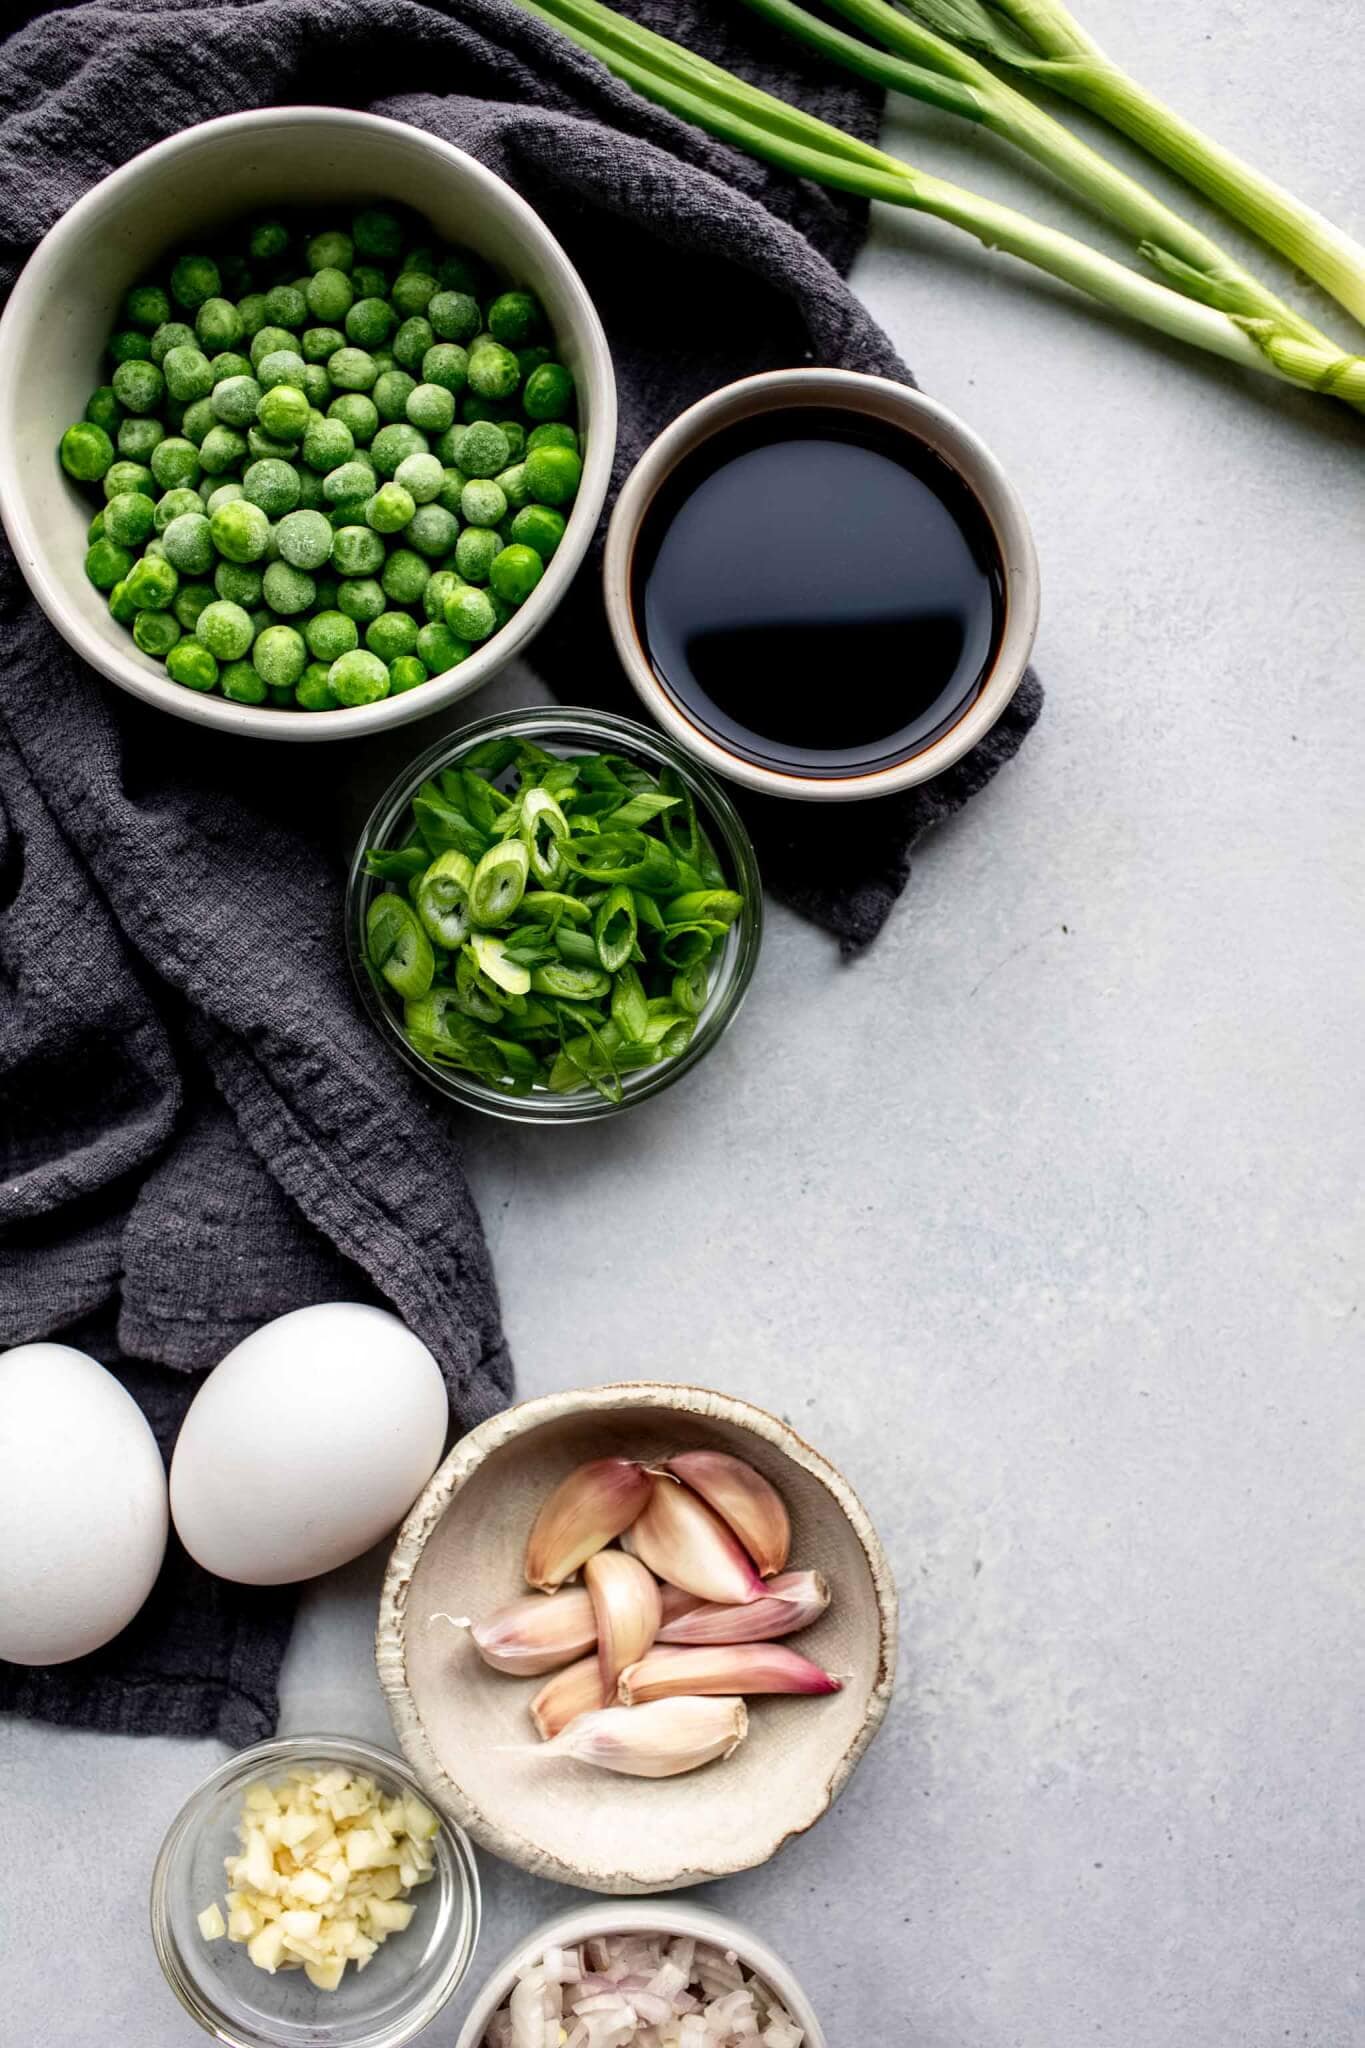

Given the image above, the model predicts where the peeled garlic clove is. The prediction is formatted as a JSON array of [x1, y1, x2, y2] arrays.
[[585, 1549, 663, 1699], [530, 1654, 606, 1740], [663, 1451, 791, 1577], [659, 1582, 702, 1626], [616, 1642, 841, 1704], [538, 1696, 749, 1777], [524, 1458, 653, 1592], [470, 1587, 597, 1676], [628, 1475, 767, 1606], [656, 1570, 830, 1646]]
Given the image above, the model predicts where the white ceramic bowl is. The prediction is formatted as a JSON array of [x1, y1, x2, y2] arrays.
[[0, 107, 616, 741], [603, 367, 1038, 800], [376, 1382, 898, 1895], [453, 1900, 827, 2048]]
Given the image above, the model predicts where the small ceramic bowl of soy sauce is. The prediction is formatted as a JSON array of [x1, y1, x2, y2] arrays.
[[602, 367, 1039, 802]]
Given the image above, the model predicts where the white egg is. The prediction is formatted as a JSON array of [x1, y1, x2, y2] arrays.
[[170, 1303, 448, 1586], [0, 1343, 169, 1665]]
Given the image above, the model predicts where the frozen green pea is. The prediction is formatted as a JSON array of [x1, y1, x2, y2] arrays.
[[195, 297, 243, 351], [252, 623, 307, 688], [103, 491, 156, 548], [428, 290, 479, 343], [381, 548, 429, 606], [155, 487, 204, 533], [295, 660, 338, 710], [133, 608, 182, 659], [391, 269, 437, 316], [223, 659, 268, 704], [60, 421, 115, 482], [329, 347, 378, 393], [516, 345, 551, 383], [150, 436, 202, 490], [165, 638, 216, 690], [108, 330, 153, 365], [352, 207, 402, 261], [300, 365, 332, 408], [366, 482, 415, 533], [461, 395, 511, 427], [436, 469, 466, 515], [206, 480, 245, 515], [173, 580, 215, 631], [143, 538, 168, 561], [350, 265, 387, 302], [489, 542, 544, 605], [307, 268, 353, 324], [370, 423, 428, 479], [407, 503, 459, 558], [406, 382, 455, 433], [526, 421, 576, 454], [124, 282, 171, 331], [302, 325, 344, 366], [210, 348, 252, 385], [415, 621, 468, 672], [365, 610, 418, 662], [324, 460, 375, 506], [211, 498, 272, 563], [454, 525, 500, 584], [372, 369, 416, 423], [466, 342, 520, 401], [248, 218, 290, 263], [458, 420, 510, 479], [501, 422, 528, 463], [336, 576, 386, 624], [392, 316, 434, 371], [236, 293, 269, 338], [420, 344, 468, 394], [88, 509, 106, 541], [523, 361, 574, 421], [295, 466, 326, 511], [387, 654, 428, 694], [460, 478, 506, 527], [108, 579, 137, 624], [303, 608, 358, 661], [249, 325, 296, 368], [150, 321, 196, 365], [243, 458, 301, 516], [125, 553, 179, 609], [262, 560, 316, 615], [275, 508, 333, 570], [306, 229, 353, 274], [264, 283, 309, 328], [111, 359, 164, 415], [445, 584, 497, 643], [218, 254, 252, 299], [257, 349, 307, 393], [117, 416, 165, 462], [487, 290, 541, 346], [103, 459, 154, 501], [509, 502, 566, 560], [328, 395, 380, 448], [214, 559, 262, 605], [332, 525, 386, 576], [162, 511, 215, 575], [494, 462, 530, 512], [181, 397, 217, 445], [211, 374, 262, 428], [257, 383, 310, 441], [85, 386, 122, 434], [346, 296, 396, 350], [329, 648, 389, 706], [422, 569, 461, 622], [524, 442, 581, 506], [199, 425, 248, 475], [161, 345, 214, 403], [303, 417, 353, 471], [85, 536, 132, 589], [195, 598, 255, 660], [394, 451, 444, 504], [171, 253, 221, 310], [432, 424, 464, 467]]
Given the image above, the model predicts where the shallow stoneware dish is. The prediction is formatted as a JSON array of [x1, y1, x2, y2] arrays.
[[0, 106, 615, 742], [452, 1898, 828, 2048], [377, 1383, 897, 1895], [602, 366, 1038, 801]]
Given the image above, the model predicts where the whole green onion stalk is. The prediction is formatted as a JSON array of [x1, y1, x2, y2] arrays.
[[515, 0, 1365, 406], [895, 0, 1365, 328], [742, 0, 1348, 363]]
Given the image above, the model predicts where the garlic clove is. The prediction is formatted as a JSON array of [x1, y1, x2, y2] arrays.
[[470, 1587, 597, 1676], [627, 1474, 767, 1606], [658, 1581, 702, 1627], [662, 1451, 791, 1577], [616, 1642, 842, 1704], [585, 1549, 663, 1699], [524, 1458, 654, 1592], [530, 1654, 606, 1741], [655, 1569, 831, 1646], [537, 1696, 749, 1777]]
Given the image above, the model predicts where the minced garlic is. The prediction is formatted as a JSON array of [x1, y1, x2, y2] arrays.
[[201, 1765, 439, 1991]]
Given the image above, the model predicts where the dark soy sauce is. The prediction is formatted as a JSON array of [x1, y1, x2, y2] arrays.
[[633, 408, 1005, 778]]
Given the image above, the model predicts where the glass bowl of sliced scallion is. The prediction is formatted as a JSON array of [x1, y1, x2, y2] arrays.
[[346, 706, 762, 1120]]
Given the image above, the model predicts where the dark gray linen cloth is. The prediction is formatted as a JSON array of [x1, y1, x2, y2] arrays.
[[0, 0, 1042, 1742]]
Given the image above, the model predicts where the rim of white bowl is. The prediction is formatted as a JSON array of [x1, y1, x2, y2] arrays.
[[452, 1899, 828, 2048], [602, 367, 1039, 801], [0, 106, 616, 742]]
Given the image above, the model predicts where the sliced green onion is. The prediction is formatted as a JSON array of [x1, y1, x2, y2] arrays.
[[595, 883, 638, 972], [469, 837, 530, 925], [554, 925, 601, 966], [665, 889, 744, 928], [365, 845, 430, 883], [469, 932, 532, 994], [416, 849, 475, 949], [520, 785, 571, 884], [529, 962, 613, 1000], [611, 963, 650, 1041], [412, 784, 488, 862], [366, 893, 434, 1000], [516, 889, 592, 925], [672, 961, 710, 1016]]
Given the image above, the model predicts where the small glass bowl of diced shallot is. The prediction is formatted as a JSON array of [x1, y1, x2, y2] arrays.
[[453, 1900, 826, 2048], [150, 1732, 480, 2048]]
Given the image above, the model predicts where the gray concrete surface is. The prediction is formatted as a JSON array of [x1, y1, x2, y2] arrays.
[[3, 4, 1362, 2042]]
